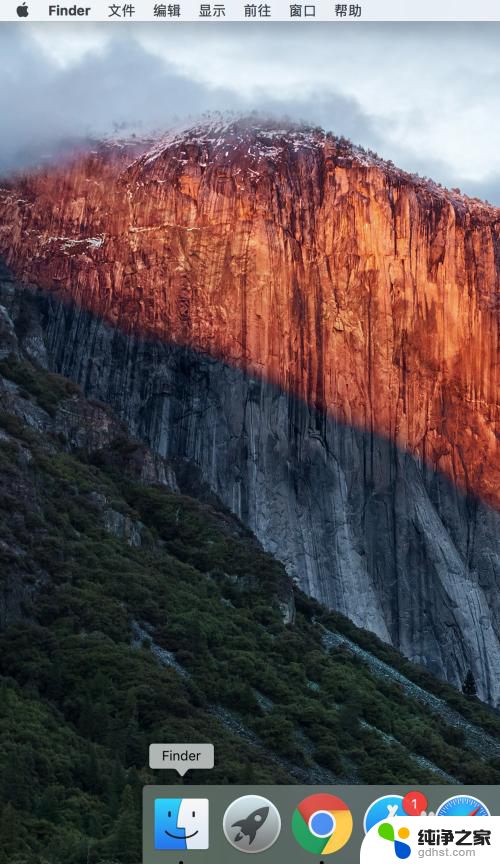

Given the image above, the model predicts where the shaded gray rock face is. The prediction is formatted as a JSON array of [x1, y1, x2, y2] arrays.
[[0, 304, 18, 360], [1, 272, 499, 707]]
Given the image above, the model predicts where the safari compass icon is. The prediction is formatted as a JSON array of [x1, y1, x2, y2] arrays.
[[223, 795, 281, 853], [436, 795, 491, 817]]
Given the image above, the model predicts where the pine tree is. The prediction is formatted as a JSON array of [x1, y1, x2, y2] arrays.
[[462, 669, 477, 697], [111, 784, 141, 863], [0, 803, 22, 861], [242, 760, 256, 784], [107, 760, 126, 818]]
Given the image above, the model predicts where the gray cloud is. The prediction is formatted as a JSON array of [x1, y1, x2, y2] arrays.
[[0, 26, 379, 165], [0, 27, 239, 171], [0, 23, 499, 205]]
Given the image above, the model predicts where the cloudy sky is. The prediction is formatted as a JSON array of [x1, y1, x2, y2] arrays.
[[1, 22, 500, 204]]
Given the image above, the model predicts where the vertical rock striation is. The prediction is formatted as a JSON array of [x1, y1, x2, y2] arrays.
[[0, 117, 498, 703]]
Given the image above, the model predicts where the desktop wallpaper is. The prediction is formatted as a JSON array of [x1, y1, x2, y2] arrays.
[[0, 21, 498, 864]]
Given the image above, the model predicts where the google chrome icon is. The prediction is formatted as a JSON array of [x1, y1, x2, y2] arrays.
[[292, 794, 353, 854]]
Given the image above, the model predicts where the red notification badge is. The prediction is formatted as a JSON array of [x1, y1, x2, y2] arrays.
[[402, 791, 428, 816]]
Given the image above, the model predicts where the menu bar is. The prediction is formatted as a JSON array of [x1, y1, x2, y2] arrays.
[[5, 1, 500, 22]]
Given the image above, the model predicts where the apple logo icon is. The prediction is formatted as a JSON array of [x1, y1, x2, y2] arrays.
[[17, 2, 29, 16]]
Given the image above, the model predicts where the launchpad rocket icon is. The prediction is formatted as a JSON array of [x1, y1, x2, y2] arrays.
[[233, 806, 269, 844], [223, 795, 281, 853]]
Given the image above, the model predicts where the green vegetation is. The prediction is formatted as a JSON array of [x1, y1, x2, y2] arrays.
[[0, 357, 499, 863], [0, 355, 80, 417], [316, 607, 500, 740]]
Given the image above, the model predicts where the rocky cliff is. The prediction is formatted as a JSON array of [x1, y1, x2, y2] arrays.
[[0, 117, 498, 705], [3, 306, 500, 864]]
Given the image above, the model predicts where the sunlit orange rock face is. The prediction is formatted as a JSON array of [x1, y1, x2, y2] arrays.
[[0, 119, 498, 509]]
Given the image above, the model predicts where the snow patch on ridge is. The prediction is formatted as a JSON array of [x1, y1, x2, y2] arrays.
[[117, 112, 498, 218], [45, 235, 105, 251]]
